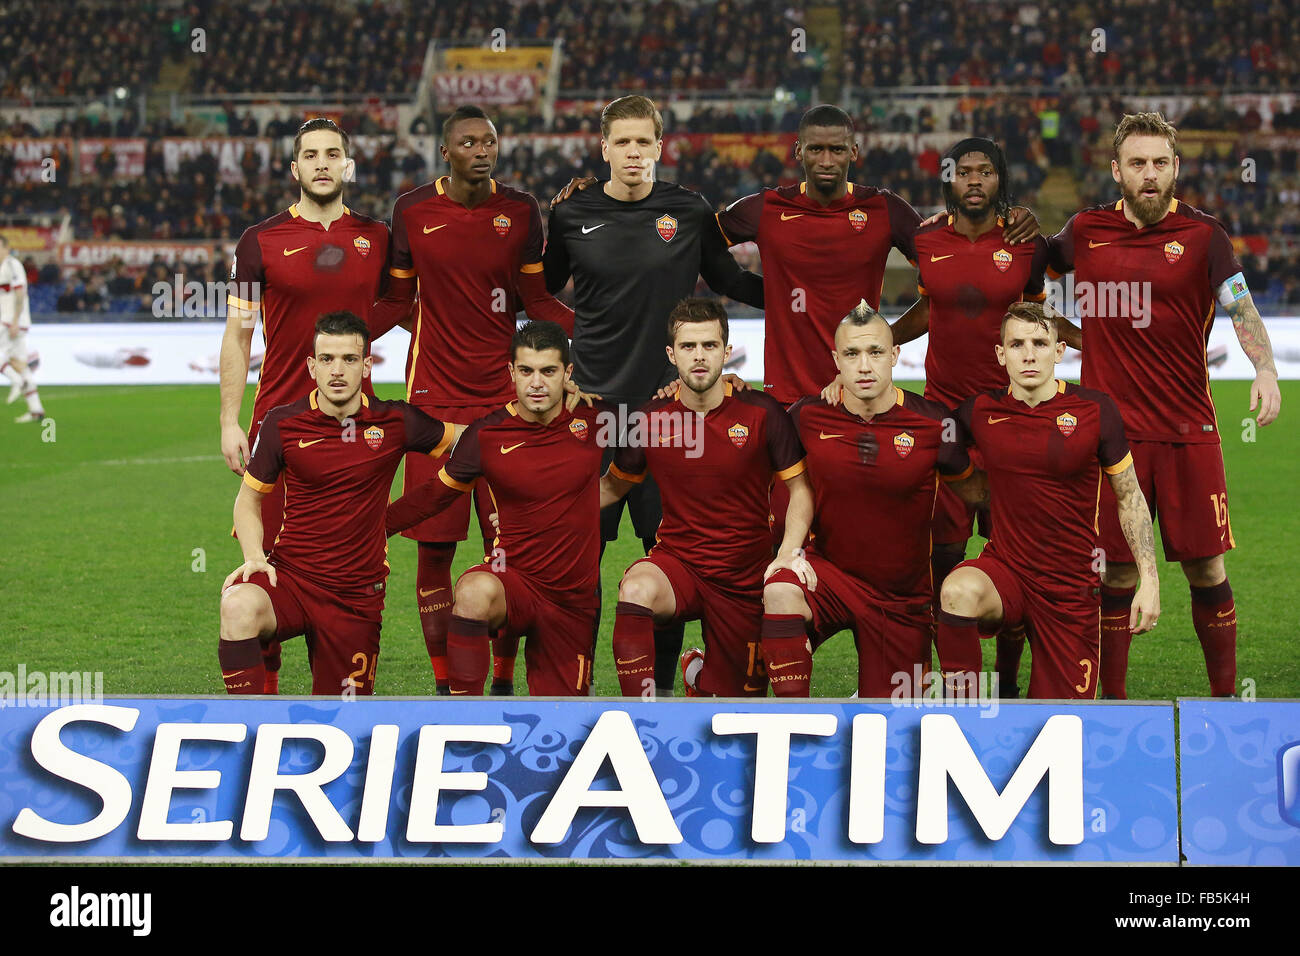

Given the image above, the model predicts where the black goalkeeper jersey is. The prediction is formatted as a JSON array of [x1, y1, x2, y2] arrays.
[[543, 179, 763, 406]]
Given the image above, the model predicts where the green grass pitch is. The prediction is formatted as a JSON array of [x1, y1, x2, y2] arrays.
[[2, 380, 1296, 699]]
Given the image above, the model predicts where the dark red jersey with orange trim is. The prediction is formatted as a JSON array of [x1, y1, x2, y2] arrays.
[[389, 176, 546, 407], [716, 182, 921, 404], [790, 388, 972, 599], [1046, 199, 1243, 443], [399, 401, 608, 607], [955, 381, 1132, 592], [610, 384, 806, 589], [914, 220, 1049, 409], [228, 205, 389, 427], [243, 391, 454, 590]]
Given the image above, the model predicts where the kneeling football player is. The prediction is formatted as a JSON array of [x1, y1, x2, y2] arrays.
[[938, 303, 1160, 699], [218, 312, 459, 695], [602, 298, 812, 697], [766, 301, 988, 697], [385, 320, 606, 696]]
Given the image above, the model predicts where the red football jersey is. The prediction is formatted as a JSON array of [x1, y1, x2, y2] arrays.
[[790, 389, 972, 600], [228, 205, 389, 427], [716, 183, 921, 404], [1047, 199, 1243, 443], [389, 177, 546, 407], [243, 391, 454, 590], [609, 384, 806, 590], [914, 218, 1049, 409], [956, 381, 1133, 592], [434, 401, 606, 606]]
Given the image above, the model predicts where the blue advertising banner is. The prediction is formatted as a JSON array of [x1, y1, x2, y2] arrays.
[[1178, 699, 1300, 865], [0, 698, 1178, 862]]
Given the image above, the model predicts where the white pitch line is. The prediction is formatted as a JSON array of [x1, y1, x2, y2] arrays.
[[2, 454, 223, 469]]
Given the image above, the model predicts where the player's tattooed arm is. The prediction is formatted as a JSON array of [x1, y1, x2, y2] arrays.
[[599, 471, 637, 510], [1225, 293, 1281, 425], [948, 468, 990, 508], [890, 295, 931, 345], [219, 305, 257, 474], [1108, 463, 1161, 634]]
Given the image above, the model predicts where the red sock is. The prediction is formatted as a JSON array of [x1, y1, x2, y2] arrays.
[[491, 632, 519, 686], [260, 641, 281, 694], [994, 630, 1026, 692], [220, 638, 266, 694], [761, 614, 811, 697], [1191, 580, 1237, 696], [936, 610, 982, 697], [417, 542, 456, 692], [447, 615, 490, 695], [1100, 585, 1135, 698], [612, 602, 656, 696]]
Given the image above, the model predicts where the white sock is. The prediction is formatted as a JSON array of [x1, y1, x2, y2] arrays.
[[25, 388, 42, 415], [0, 362, 20, 387], [684, 655, 703, 688]]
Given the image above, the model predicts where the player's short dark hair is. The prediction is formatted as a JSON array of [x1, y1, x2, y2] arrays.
[[1114, 112, 1177, 158], [511, 319, 570, 366], [601, 95, 663, 141], [667, 297, 729, 346], [442, 105, 494, 144], [1000, 302, 1056, 342], [293, 118, 350, 161], [941, 136, 1013, 220], [797, 104, 854, 138], [314, 311, 371, 353]]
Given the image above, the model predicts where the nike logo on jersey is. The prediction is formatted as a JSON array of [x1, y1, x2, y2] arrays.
[[616, 655, 648, 665], [499, 442, 526, 454], [767, 660, 799, 671], [986, 416, 1011, 425], [423, 224, 447, 234], [581, 224, 607, 234], [780, 213, 804, 221], [819, 432, 844, 439], [298, 438, 326, 447], [418, 587, 446, 597], [930, 254, 955, 262], [283, 246, 308, 257], [1089, 240, 1111, 248]]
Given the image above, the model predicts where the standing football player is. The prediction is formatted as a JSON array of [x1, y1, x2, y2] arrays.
[[1046, 112, 1281, 697], [372, 105, 574, 696], [0, 235, 44, 423], [219, 118, 392, 693]]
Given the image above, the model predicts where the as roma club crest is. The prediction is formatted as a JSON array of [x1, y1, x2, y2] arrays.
[[1055, 412, 1077, 438], [893, 431, 915, 458], [353, 236, 371, 258], [992, 248, 1012, 272], [1164, 240, 1184, 264], [493, 214, 511, 237], [848, 209, 868, 233], [569, 419, 589, 441], [728, 423, 749, 449], [364, 426, 385, 450], [656, 215, 678, 242]]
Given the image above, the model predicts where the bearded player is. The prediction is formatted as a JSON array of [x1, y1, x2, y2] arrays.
[[939, 304, 1160, 700], [384, 321, 605, 696], [766, 302, 987, 697], [219, 117, 392, 693], [1046, 112, 1281, 698], [219, 312, 458, 696], [601, 298, 811, 697], [373, 105, 575, 696]]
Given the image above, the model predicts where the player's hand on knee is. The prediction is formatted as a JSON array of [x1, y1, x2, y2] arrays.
[[1250, 370, 1281, 426], [1130, 579, 1161, 635], [1003, 206, 1040, 243], [223, 558, 275, 591], [221, 423, 250, 475], [819, 379, 843, 406], [550, 176, 597, 208], [563, 379, 601, 411], [764, 548, 816, 591]]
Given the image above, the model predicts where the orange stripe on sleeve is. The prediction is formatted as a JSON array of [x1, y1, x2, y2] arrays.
[[389, 267, 416, 279], [1103, 452, 1134, 476], [438, 467, 474, 493], [427, 422, 457, 460], [608, 463, 646, 485], [941, 462, 975, 483], [518, 261, 544, 275], [775, 459, 807, 482], [227, 295, 260, 311], [715, 212, 734, 247], [242, 471, 274, 493]]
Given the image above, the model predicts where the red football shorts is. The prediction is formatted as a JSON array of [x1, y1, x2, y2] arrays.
[[462, 563, 598, 696], [1097, 439, 1233, 563], [631, 551, 765, 697], [238, 567, 385, 696], [401, 403, 498, 544], [767, 555, 932, 698], [959, 544, 1100, 700]]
